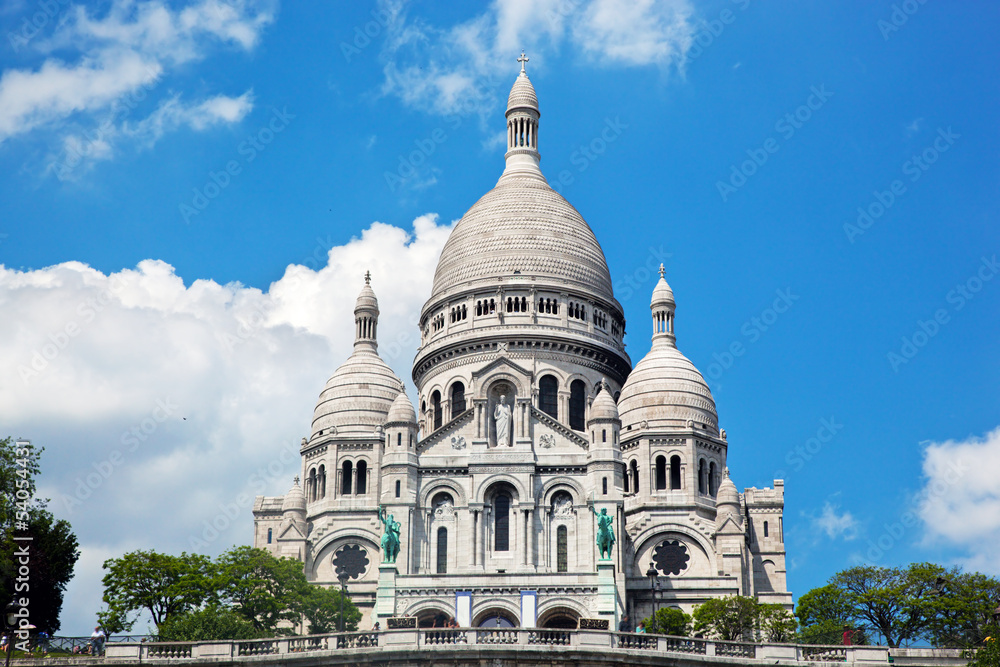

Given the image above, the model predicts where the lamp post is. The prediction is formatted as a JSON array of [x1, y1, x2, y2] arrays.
[[645, 564, 659, 629], [5, 601, 21, 667], [337, 572, 349, 633]]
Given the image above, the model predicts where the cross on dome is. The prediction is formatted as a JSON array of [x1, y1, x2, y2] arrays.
[[364, 270, 371, 285], [293, 475, 300, 485], [658, 263, 665, 279], [518, 51, 529, 73]]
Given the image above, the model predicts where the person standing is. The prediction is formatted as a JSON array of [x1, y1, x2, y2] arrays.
[[90, 627, 105, 655], [618, 615, 631, 632]]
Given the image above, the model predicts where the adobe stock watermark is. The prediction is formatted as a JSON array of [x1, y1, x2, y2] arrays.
[[853, 456, 966, 564], [878, 0, 930, 41], [59, 398, 178, 513], [179, 106, 295, 223], [189, 439, 300, 550], [773, 417, 844, 480], [614, 246, 673, 302], [844, 127, 959, 243], [716, 85, 834, 202], [12, 439, 35, 651], [384, 116, 462, 192], [887, 254, 997, 372], [6, 0, 71, 53], [705, 288, 800, 390], [550, 116, 629, 194], [340, 5, 393, 62], [17, 274, 130, 384]]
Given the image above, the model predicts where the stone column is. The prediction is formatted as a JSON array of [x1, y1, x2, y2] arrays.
[[471, 510, 478, 567]]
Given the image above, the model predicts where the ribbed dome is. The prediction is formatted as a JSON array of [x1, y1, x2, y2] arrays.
[[311, 349, 403, 439], [651, 275, 675, 307], [386, 390, 416, 425], [618, 340, 718, 432], [355, 282, 378, 311], [717, 470, 740, 507], [589, 383, 620, 422], [429, 176, 615, 302], [282, 479, 306, 513], [507, 71, 538, 113]]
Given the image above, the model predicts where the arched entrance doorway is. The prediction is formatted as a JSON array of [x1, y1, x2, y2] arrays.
[[416, 609, 454, 628], [538, 607, 580, 629], [474, 609, 518, 628]]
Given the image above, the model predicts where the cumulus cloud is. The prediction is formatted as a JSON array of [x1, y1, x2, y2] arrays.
[[1, 214, 452, 634], [377, 0, 694, 116], [809, 500, 859, 541], [0, 0, 274, 170], [918, 427, 1000, 574]]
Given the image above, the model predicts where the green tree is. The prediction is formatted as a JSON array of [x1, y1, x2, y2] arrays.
[[759, 604, 798, 643], [101, 550, 215, 630], [917, 568, 1000, 648], [693, 596, 759, 641], [831, 565, 926, 647], [965, 625, 1000, 667], [299, 585, 362, 634], [0, 437, 80, 634], [796, 583, 868, 645], [157, 605, 264, 642], [216, 546, 310, 634], [642, 607, 691, 636]]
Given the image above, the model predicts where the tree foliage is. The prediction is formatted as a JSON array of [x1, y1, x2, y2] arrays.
[[798, 563, 999, 648], [965, 625, 1000, 667], [0, 437, 80, 634], [642, 607, 691, 636], [691, 596, 796, 642], [158, 605, 264, 642], [100, 546, 361, 637], [101, 550, 214, 630]]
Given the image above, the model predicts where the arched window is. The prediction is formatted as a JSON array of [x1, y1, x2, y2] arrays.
[[451, 382, 466, 417], [397, 432, 402, 447], [698, 459, 706, 495], [630, 460, 640, 494], [623, 464, 631, 493], [356, 460, 368, 495], [395, 480, 401, 498], [341, 460, 353, 495], [437, 527, 448, 574], [569, 380, 586, 431], [763, 521, 769, 538], [267, 528, 272, 544], [431, 390, 442, 430], [556, 525, 568, 573], [308, 468, 317, 501], [602, 477, 608, 495], [494, 493, 510, 552], [709, 462, 717, 496], [539, 375, 558, 419], [319, 464, 326, 498], [655, 455, 667, 491], [670, 455, 681, 490]]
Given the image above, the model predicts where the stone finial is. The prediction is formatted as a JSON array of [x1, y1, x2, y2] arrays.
[[658, 263, 665, 279], [293, 475, 300, 485], [518, 50, 529, 74], [723, 467, 730, 479], [364, 270, 371, 285]]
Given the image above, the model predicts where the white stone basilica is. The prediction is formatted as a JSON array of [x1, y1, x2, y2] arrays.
[[253, 57, 792, 630]]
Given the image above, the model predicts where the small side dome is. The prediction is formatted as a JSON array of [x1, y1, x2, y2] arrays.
[[717, 470, 740, 508], [282, 478, 306, 514], [386, 390, 417, 425], [588, 381, 620, 423], [651, 273, 675, 309]]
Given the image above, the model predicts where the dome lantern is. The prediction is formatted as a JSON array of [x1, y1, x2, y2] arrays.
[[651, 263, 677, 346], [355, 271, 379, 351], [503, 51, 541, 180]]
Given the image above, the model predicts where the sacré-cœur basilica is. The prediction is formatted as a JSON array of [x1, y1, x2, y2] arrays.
[[253, 55, 792, 630]]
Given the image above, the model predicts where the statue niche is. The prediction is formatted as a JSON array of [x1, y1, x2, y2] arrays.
[[488, 382, 517, 447]]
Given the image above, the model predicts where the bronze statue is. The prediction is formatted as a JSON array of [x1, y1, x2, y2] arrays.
[[592, 506, 615, 560], [378, 505, 401, 564]]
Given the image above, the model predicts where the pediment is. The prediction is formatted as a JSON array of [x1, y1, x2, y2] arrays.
[[416, 408, 474, 453], [278, 521, 306, 541], [471, 355, 532, 384]]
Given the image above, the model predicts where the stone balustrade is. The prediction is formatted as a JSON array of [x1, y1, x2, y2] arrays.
[[41, 630, 963, 667]]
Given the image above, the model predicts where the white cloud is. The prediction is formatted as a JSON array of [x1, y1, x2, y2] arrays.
[[810, 501, 859, 540], [0, 0, 274, 167], [918, 427, 1000, 575], [2, 214, 453, 634], [378, 0, 694, 116]]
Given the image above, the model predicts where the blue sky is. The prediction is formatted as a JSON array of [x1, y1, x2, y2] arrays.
[[1, 0, 998, 638]]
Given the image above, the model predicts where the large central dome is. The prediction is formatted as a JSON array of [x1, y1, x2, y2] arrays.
[[429, 177, 615, 302], [427, 64, 615, 305]]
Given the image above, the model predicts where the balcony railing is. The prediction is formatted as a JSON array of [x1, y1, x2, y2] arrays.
[[102, 630, 968, 666]]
